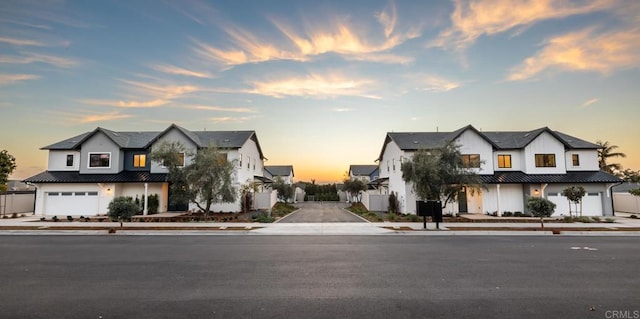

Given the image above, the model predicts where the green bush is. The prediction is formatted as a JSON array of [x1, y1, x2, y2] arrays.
[[253, 213, 275, 223], [604, 217, 615, 223], [386, 212, 397, 221], [271, 202, 296, 218], [502, 211, 513, 217], [147, 194, 159, 214], [52, 215, 58, 222], [591, 216, 601, 222], [347, 202, 369, 215], [630, 215, 638, 219], [108, 196, 138, 226], [513, 211, 523, 217]]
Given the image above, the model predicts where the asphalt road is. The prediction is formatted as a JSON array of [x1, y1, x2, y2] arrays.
[[0, 236, 638, 318], [278, 202, 364, 223]]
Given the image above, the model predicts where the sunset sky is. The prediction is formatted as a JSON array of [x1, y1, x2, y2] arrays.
[[1, 0, 639, 183]]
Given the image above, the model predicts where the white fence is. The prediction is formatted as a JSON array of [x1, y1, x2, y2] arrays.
[[0, 192, 35, 214], [255, 190, 278, 210], [362, 192, 389, 212], [614, 193, 640, 214]]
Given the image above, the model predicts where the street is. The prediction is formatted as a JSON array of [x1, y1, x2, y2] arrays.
[[0, 235, 638, 318]]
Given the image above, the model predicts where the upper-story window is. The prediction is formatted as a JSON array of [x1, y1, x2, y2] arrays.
[[66, 154, 74, 167], [238, 154, 243, 168], [89, 153, 110, 168], [462, 154, 480, 168], [393, 159, 396, 171], [133, 154, 146, 168], [246, 156, 251, 169], [253, 159, 256, 171], [387, 160, 390, 172], [535, 154, 556, 167], [497, 154, 511, 168], [571, 154, 580, 167]]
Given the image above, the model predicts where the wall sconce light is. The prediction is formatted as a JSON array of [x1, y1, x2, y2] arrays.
[[534, 189, 540, 195]]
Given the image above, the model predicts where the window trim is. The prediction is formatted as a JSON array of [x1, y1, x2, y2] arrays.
[[534, 154, 556, 168], [497, 154, 512, 168], [88, 152, 111, 169]]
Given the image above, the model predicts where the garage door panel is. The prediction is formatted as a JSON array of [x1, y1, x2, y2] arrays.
[[547, 192, 602, 217], [45, 191, 99, 215]]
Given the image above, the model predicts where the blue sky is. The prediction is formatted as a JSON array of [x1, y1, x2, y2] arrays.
[[1, 0, 639, 182]]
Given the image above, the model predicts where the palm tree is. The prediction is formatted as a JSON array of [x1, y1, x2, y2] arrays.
[[596, 140, 626, 173]]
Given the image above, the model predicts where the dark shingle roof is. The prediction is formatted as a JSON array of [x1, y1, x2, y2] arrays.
[[40, 124, 264, 158], [480, 171, 621, 184], [24, 171, 169, 183], [264, 165, 294, 177], [349, 165, 379, 176]]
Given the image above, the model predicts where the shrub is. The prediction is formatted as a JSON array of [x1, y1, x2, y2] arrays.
[[514, 211, 523, 217], [388, 192, 399, 214], [40, 217, 45, 221], [348, 202, 368, 215], [591, 216, 601, 222], [67, 215, 73, 221], [630, 215, 638, 219], [52, 216, 58, 222], [502, 211, 513, 217], [386, 212, 397, 221], [147, 194, 159, 214], [10, 212, 17, 218], [271, 202, 296, 218], [575, 216, 592, 223], [254, 213, 275, 223], [107, 196, 138, 227], [604, 217, 615, 223], [526, 197, 556, 228], [409, 214, 420, 222]]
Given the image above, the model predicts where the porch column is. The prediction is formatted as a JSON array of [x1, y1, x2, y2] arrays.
[[143, 183, 148, 215], [496, 184, 501, 217]]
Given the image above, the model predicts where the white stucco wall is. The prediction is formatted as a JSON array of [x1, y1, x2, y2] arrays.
[[455, 130, 495, 175], [80, 132, 123, 174], [493, 150, 524, 171], [482, 184, 525, 214], [565, 150, 599, 171], [47, 151, 81, 171], [149, 129, 198, 173]]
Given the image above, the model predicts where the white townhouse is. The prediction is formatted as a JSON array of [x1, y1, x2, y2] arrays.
[[348, 165, 379, 183], [372, 125, 621, 216], [25, 124, 272, 216], [264, 165, 295, 185]]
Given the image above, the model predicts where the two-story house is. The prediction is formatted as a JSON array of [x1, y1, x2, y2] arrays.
[[264, 165, 295, 185], [348, 165, 379, 183], [374, 125, 621, 216], [25, 124, 270, 216]]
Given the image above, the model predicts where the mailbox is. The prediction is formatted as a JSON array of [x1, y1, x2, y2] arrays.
[[416, 200, 443, 222]]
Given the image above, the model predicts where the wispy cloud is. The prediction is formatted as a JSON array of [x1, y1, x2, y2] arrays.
[[582, 98, 599, 107], [332, 108, 354, 112], [193, 1, 419, 67], [53, 110, 134, 123], [209, 116, 254, 123], [0, 51, 78, 68], [150, 63, 213, 78], [184, 105, 257, 113], [0, 36, 45, 46], [247, 73, 379, 99], [407, 74, 461, 92], [0, 73, 41, 85], [119, 80, 200, 99], [81, 99, 169, 108], [433, 0, 615, 51], [507, 27, 640, 81], [0, 18, 52, 30]]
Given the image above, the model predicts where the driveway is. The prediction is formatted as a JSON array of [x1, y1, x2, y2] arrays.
[[278, 202, 365, 223]]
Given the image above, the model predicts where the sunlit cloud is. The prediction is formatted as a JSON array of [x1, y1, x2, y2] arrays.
[[184, 105, 257, 113], [0, 51, 78, 68], [247, 73, 380, 99], [0, 37, 45, 46], [581, 98, 599, 107], [119, 80, 200, 99], [209, 116, 254, 123], [507, 27, 640, 81], [0, 73, 41, 85], [433, 0, 615, 51], [150, 63, 213, 78], [81, 99, 169, 108], [193, 1, 419, 67], [408, 74, 461, 92], [53, 110, 133, 123]]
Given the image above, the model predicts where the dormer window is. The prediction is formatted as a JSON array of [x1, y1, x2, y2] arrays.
[[497, 154, 511, 168], [462, 154, 481, 168], [535, 154, 556, 167], [572, 154, 580, 166], [133, 154, 146, 168], [89, 153, 110, 168]]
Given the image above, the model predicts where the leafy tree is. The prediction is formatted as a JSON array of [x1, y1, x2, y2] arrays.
[[388, 191, 399, 214], [618, 169, 640, 183], [561, 186, 586, 217], [630, 189, 640, 197], [596, 140, 626, 174], [401, 143, 484, 208], [526, 197, 556, 229], [150, 142, 236, 216], [183, 146, 236, 215], [149, 141, 190, 209], [108, 196, 138, 228], [343, 177, 366, 203], [0, 150, 16, 217], [273, 177, 294, 203]]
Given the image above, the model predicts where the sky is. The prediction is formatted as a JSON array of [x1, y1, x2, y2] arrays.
[[1, 0, 639, 183]]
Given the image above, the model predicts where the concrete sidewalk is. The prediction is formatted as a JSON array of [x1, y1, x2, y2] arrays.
[[1, 213, 640, 236]]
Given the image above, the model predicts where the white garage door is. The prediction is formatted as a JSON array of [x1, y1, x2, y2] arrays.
[[45, 191, 99, 215], [547, 192, 603, 217]]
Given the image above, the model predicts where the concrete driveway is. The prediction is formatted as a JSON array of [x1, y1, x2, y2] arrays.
[[278, 202, 365, 223]]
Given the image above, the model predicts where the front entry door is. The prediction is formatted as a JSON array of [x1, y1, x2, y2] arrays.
[[458, 187, 468, 213]]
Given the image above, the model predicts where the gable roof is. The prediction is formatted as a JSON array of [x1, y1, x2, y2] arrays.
[[40, 124, 266, 159], [264, 165, 294, 177], [349, 165, 378, 176], [378, 125, 599, 160]]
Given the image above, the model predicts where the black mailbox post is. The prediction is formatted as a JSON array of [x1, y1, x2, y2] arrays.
[[416, 200, 443, 229]]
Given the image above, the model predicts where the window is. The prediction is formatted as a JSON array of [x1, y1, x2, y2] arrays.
[[66, 154, 74, 167], [572, 154, 580, 166], [393, 159, 396, 171], [497, 154, 512, 168], [253, 159, 256, 171], [89, 153, 110, 168], [247, 156, 251, 169], [239, 154, 243, 167], [387, 160, 390, 172], [535, 154, 556, 167], [462, 154, 481, 168], [133, 154, 146, 168]]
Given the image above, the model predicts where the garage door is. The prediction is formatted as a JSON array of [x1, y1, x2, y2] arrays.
[[547, 192, 603, 217], [45, 191, 99, 215]]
